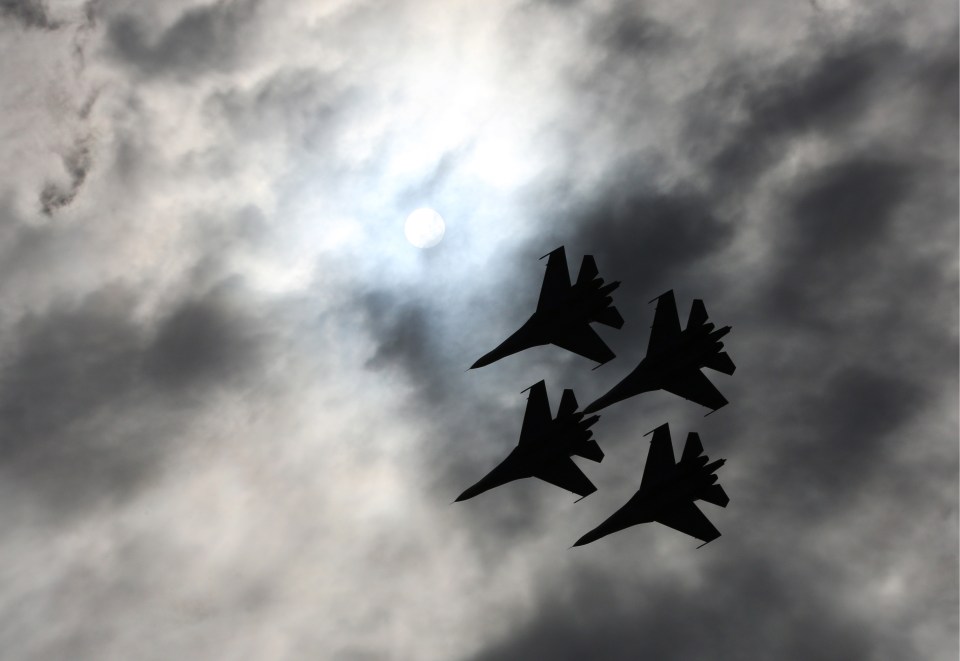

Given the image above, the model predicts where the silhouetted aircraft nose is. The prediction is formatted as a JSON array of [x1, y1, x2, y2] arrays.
[[572, 528, 604, 548], [469, 355, 492, 370], [454, 486, 479, 502]]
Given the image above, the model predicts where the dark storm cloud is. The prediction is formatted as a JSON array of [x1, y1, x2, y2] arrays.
[[0, 0, 61, 30], [760, 154, 915, 323], [586, 4, 673, 54], [697, 38, 901, 185], [685, 31, 957, 193], [789, 157, 910, 251], [40, 135, 94, 215], [106, 0, 260, 78], [760, 366, 927, 517], [564, 181, 733, 302], [361, 290, 443, 396], [0, 287, 158, 514], [465, 550, 912, 661], [145, 289, 263, 391], [0, 280, 269, 516]]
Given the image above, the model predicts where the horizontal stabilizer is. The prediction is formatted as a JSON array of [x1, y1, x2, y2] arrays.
[[700, 484, 730, 508], [574, 439, 604, 463], [576, 255, 599, 285], [687, 299, 708, 328], [535, 458, 597, 498], [553, 325, 616, 365], [681, 432, 704, 463], [703, 351, 736, 375], [558, 389, 578, 418], [594, 305, 625, 329]]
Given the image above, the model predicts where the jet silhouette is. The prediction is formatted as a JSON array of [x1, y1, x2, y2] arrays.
[[470, 247, 624, 369], [455, 381, 604, 502], [573, 424, 729, 547], [583, 290, 735, 415]]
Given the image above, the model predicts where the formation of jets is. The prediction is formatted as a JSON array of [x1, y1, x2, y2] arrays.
[[457, 246, 736, 548]]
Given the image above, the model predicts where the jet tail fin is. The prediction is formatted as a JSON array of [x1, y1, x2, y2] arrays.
[[687, 299, 709, 328], [680, 432, 704, 463], [594, 306, 625, 329], [700, 484, 730, 508], [576, 255, 599, 285], [703, 351, 736, 375], [558, 389, 579, 418], [573, 439, 604, 463]]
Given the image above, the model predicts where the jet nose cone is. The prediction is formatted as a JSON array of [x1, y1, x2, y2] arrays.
[[572, 529, 602, 548], [454, 484, 482, 502], [470, 354, 494, 370]]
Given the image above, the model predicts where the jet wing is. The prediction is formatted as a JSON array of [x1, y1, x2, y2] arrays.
[[534, 457, 597, 498], [655, 500, 721, 544], [646, 290, 681, 355], [640, 424, 676, 490], [537, 247, 571, 312], [518, 381, 552, 446], [552, 325, 615, 365], [662, 369, 729, 413]]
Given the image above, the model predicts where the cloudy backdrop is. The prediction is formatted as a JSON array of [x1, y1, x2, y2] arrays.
[[1, 1, 957, 659]]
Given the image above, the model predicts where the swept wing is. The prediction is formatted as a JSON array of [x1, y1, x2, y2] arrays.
[[535, 458, 597, 498], [553, 325, 616, 366], [662, 369, 729, 413], [655, 500, 721, 545]]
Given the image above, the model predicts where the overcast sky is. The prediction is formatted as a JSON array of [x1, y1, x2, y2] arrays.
[[0, 1, 957, 659]]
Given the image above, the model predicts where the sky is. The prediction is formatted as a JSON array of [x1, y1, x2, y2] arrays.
[[0, 0, 957, 659]]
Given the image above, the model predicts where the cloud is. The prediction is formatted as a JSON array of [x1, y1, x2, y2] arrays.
[[0, 0, 62, 30], [106, 0, 261, 78], [0, 286, 157, 514], [0, 276, 272, 519], [466, 548, 916, 661], [145, 286, 264, 391], [40, 134, 94, 215]]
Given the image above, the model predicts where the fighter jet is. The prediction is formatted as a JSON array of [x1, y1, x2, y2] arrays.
[[470, 247, 624, 369], [583, 290, 735, 415], [573, 424, 729, 547], [455, 380, 604, 502]]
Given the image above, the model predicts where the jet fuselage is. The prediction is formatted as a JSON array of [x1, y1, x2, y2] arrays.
[[454, 412, 601, 502], [572, 457, 725, 545], [470, 281, 621, 369], [583, 324, 730, 412]]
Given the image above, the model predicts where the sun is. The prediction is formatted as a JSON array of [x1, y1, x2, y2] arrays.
[[404, 208, 445, 248]]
